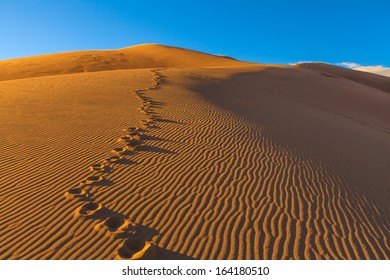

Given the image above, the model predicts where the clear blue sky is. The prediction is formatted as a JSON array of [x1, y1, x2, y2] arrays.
[[1, 0, 389, 66]]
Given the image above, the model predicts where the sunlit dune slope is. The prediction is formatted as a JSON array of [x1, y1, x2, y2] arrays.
[[0, 44, 253, 81]]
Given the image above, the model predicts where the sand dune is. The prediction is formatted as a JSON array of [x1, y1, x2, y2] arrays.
[[0, 44, 252, 81], [0, 45, 389, 259], [296, 62, 390, 93]]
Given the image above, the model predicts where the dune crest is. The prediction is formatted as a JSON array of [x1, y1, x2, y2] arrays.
[[0, 44, 253, 81]]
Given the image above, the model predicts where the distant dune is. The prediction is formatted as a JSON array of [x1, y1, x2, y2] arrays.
[[0, 45, 389, 260], [296, 62, 390, 93], [0, 44, 253, 81]]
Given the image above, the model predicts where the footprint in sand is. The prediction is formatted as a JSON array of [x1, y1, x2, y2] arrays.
[[104, 216, 129, 232], [89, 163, 107, 172], [111, 147, 126, 155], [64, 187, 87, 199], [76, 202, 103, 217], [95, 216, 135, 234], [123, 145, 137, 152], [148, 115, 159, 121], [117, 136, 132, 143], [130, 134, 142, 140], [84, 175, 105, 185], [137, 106, 149, 111], [139, 106, 152, 111], [123, 139, 143, 152], [128, 131, 143, 139], [127, 139, 143, 146], [140, 110, 152, 116], [103, 155, 123, 163], [125, 127, 142, 134], [117, 238, 155, 260], [117, 134, 142, 142], [141, 120, 155, 128], [141, 119, 153, 123]]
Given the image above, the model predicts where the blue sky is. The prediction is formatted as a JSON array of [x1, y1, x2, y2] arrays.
[[1, 0, 389, 69]]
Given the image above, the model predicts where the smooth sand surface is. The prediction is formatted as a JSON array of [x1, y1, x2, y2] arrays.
[[0, 45, 389, 259]]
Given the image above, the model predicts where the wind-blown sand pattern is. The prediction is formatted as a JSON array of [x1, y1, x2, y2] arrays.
[[0, 44, 389, 259]]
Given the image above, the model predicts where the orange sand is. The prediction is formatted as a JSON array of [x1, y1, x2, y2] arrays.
[[0, 44, 389, 259]]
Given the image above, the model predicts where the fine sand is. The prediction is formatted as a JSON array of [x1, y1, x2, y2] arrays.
[[0, 44, 389, 259]]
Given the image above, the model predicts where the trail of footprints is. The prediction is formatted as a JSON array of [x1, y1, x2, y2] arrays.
[[64, 69, 164, 259]]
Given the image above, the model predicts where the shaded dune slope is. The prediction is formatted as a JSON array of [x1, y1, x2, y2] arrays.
[[0, 46, 389, 260], [297, 62, 390, 93], [184, 67, 390, 259]]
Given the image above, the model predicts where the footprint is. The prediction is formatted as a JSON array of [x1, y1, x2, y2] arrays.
[[141, 119, 154, 124], [76, 202, 103, 217], [118, 133, 142, 141], [117, 238, 155, 260], [117, 136, 131, 143], [84, 175, 104, 185], [94, 217, 135, 236], [103, 155, 123, 163], [124, 139, 142, 151], [138, 106, 152, 112], [124, 145, 136, 152], [125, 127, 141, 134], [141, 121, 155, 128], [89, 163, 106, 172], [128, 131, 143, 138], [105, 216, 128, 231], [148, 115, 159, 121], [64, 187, 87, 199], [111, 147, 126, 155], [128, 139, 142, 146], [129, 134, 142, 140]]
